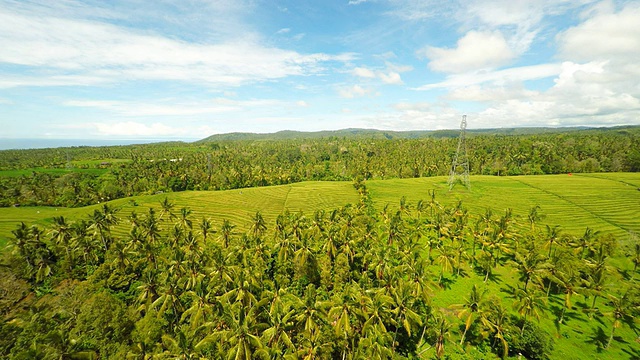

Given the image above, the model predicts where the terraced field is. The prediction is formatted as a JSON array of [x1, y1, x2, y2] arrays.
[[367, 173, 640, 240], [1, 173, 639, 247]]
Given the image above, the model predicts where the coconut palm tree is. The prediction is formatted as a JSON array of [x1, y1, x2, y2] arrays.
[[455, 284, 488, 345], [544, 225, 562, 258], [196, 303, 267, 360], [548, 265, 580, 324], [482, 300, 510, 359], [582, 264, 608, 315], [513, 287, 546, 335], [198, 216, 214, 241], [219, 219, 236, 248], [432, 313, 451, 359], [527, 205, 544, 232], [250, 211, 267, 240], [512, 250, 545, 291], [178, 207, 193, 230], [159, 197, 176, 221], [603, 290, 635, 349], [49, 215, 74, 270], [10, 221, 35, 268]]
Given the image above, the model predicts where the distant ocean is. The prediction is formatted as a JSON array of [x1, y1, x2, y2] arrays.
[[0, 138, 180, 150]]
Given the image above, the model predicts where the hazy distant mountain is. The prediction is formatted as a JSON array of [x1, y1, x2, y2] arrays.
[[195, 126, 617, 142]]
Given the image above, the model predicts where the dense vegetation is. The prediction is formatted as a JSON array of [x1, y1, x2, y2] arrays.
[[1, 127, 639, 207], [1, 181, 638, 359]]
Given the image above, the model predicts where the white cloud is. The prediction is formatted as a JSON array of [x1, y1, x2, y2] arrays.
[[339, 85, 372, 98], [445, 85, 539, 102], [353, 67, 376, 78], [276, 28, 291, 34], [63, 97, 290, 117], [94, 122, 183, 137], [467, 60, 640, 128], [351, 66, 405, 85], [378, 71, 403, 85], [0, 7, 353, 88], [423, 31, 515, 73], [297, 100, 309, 107], [415, 63, 562, 90], [364, 102, 461, 131], [557, 4, 640, 62], [64, 100, 235, 117]]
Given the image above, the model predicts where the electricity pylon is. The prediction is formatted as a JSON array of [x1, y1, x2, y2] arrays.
[[448, 115, 470, 190]]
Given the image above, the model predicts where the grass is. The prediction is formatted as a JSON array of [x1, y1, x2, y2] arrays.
[[366, 174, 640, 240], [0, 181, 360, 247], [2, 173, 639, 248]]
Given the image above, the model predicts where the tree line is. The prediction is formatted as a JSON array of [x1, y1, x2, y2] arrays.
[[1, 183, 638, 359], [1, 127, 639, 207]]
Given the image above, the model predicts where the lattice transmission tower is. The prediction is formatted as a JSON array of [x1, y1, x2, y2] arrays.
[[448, 115, 470, 190]]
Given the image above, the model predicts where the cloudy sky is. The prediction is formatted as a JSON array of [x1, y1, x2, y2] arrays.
[[1, 0, 639, 140]]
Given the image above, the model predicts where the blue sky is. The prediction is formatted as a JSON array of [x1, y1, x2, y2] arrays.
[[1, 0, 639, 140]]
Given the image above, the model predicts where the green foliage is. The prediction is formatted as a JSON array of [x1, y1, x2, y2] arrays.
[[0, 180, 638, 359], [507, 320, 554, 360]]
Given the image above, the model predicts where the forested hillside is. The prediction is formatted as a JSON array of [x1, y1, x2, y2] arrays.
[[1, 126, 639, 208]]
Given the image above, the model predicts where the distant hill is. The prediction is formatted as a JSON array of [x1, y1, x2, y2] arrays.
[[196, 125, 639, 142]]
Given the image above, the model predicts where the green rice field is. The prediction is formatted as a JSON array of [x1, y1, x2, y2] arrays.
[[1, 173, 639, 247]]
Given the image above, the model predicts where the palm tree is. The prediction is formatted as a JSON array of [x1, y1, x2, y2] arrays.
[[288, 329, 328, 360], [548, 266, 580, 324], [49, 215, 74, 270], [160, 326, 203, 360], [512, 250, 544, 291], [219, 219, 236, 248], [88, 204, 119, 251], [181, 290, 216, 330], [455, 284, 488, 345], [196, 303, 267, 360], [10, 222, 35, 268], [436, 245, 455, 283], [527, 205, 544, 232], [249, 211, 267, 240], [582, 264, 608, 315], [143, 208, 162, 244], [137, 270, 159, 315], [390, 281, 423, 351], [153, 281, 183, 325], [362, 289, 394, 336], [199, 216, 214, 241], [603, 290, 635, 349], [432, 313, 451, 359], [571, 227, 599, 259], [513, 287, 546, 335], [294, 285, 328, 335], [262, 306, 296, 355], [544, 225, 561, 258], [178, 207, 193, 230], [159, 196, 176, 221], [482, 300, 510, 359], [328, 289, 358, 357]]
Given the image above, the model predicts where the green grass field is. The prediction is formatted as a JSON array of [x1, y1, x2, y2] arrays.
[[1, 173, 639, 247]]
